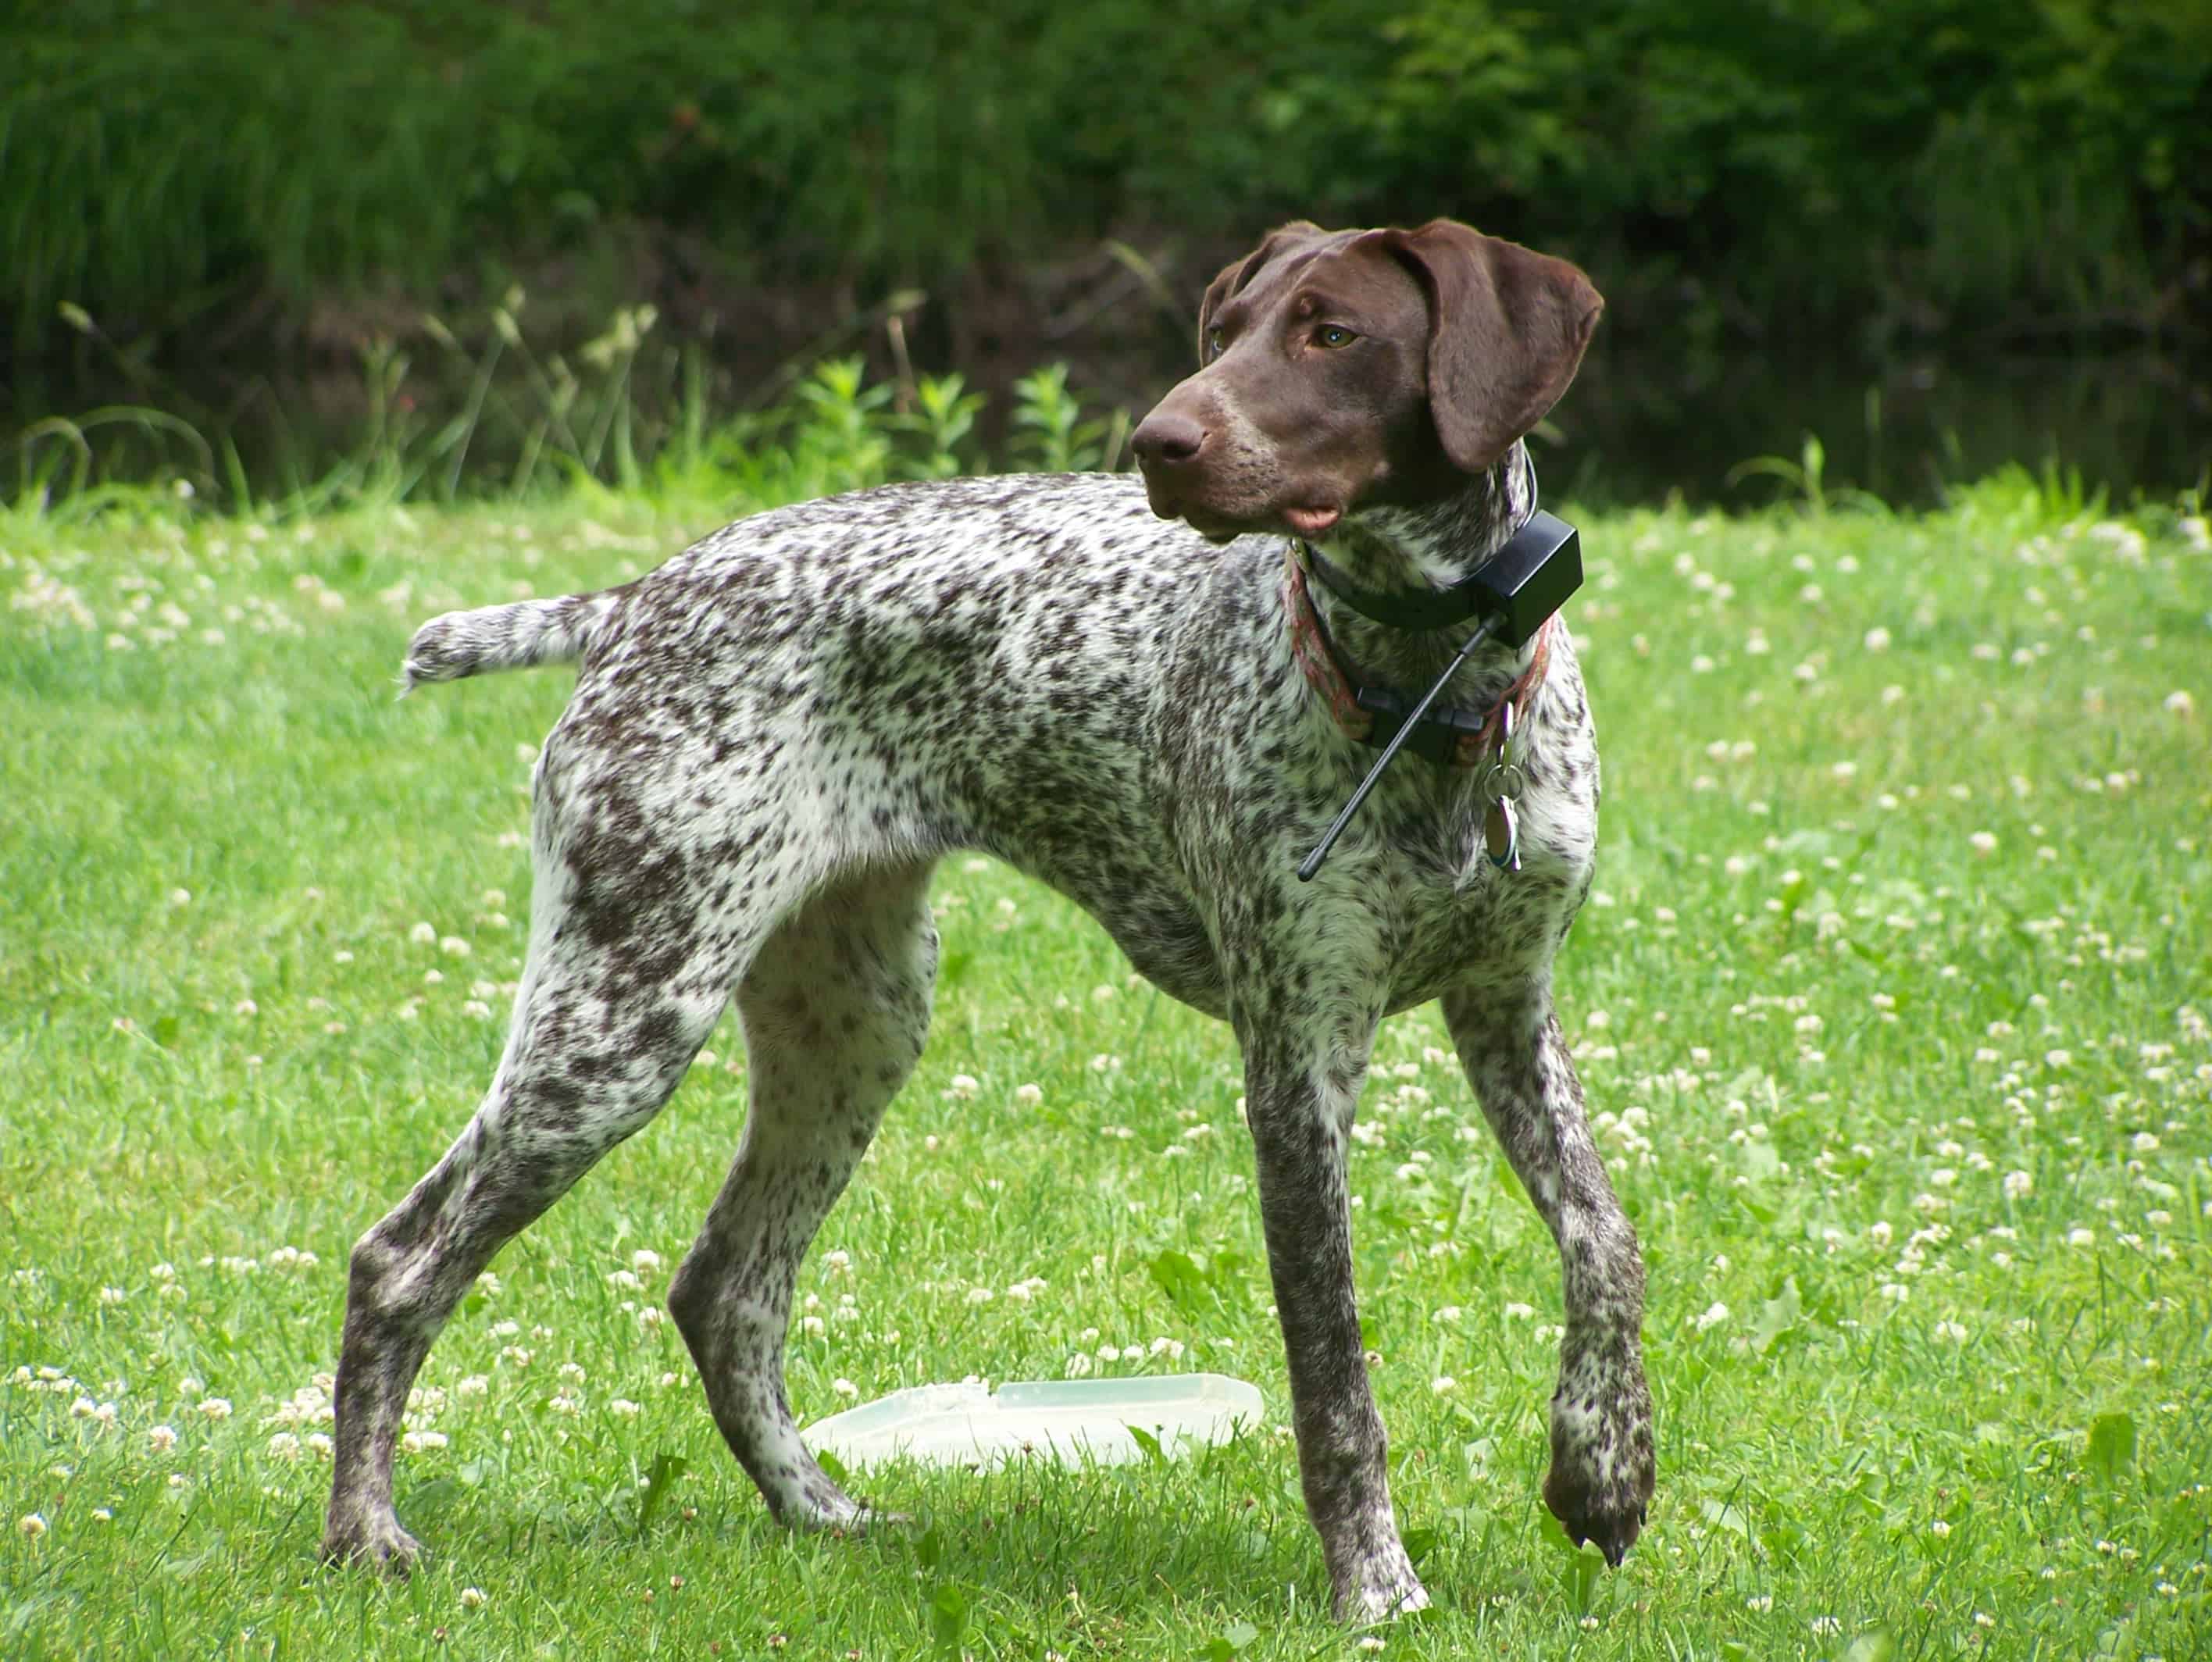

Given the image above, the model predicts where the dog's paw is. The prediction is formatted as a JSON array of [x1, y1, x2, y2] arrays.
[[321, 1510, 423, 1575], [833, 1503, 914, 1537], [1332, 1543, 1431, 1625], [1543, 1464, 1648, 1567], [776, 1468, 912, 1537], [1543, 1382, 1655, 1567]]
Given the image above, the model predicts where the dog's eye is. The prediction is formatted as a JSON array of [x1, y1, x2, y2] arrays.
[[1205, 326, 1226, 360], [1315, 325, 1358, 349]]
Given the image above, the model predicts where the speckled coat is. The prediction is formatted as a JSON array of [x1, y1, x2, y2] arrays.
[[324, 222, 1655, 1624]]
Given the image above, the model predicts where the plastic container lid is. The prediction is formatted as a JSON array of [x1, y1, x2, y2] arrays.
[[802, 1372, 1265, 1471]]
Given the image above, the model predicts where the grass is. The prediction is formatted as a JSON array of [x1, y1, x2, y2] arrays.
[[1, 460, 2208, 1660]]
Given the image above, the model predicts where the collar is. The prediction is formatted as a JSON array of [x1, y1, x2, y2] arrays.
[[1282, 544, 1556, 769]]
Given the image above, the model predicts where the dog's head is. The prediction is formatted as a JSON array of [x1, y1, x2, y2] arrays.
[[1130, 219, 1601, 544]]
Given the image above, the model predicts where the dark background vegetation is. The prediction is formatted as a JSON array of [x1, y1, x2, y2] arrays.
[[6, 0, 2210, 504]]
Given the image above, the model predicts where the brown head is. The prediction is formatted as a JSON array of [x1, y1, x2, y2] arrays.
[[1129, 219, 1602, 544]]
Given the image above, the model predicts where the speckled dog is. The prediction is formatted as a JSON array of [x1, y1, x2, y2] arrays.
[[323, 219, 1654, 1621]]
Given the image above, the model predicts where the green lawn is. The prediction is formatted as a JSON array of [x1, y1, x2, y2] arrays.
[[2, 475, 2207, 1659]]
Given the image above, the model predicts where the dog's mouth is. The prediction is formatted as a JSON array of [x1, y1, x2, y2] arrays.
[[1153, 496, 1345, 546], [1282, 504, 1342, 539]]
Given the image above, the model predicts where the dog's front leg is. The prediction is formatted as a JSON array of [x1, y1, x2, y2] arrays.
[[1239, 1010, 1429, 1623], [1443, 979, 1654, 1565]]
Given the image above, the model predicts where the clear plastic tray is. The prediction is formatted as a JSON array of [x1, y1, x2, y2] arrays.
[[802, 1372, 1265, 1471]]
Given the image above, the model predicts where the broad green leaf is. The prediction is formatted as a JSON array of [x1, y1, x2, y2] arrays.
[[2086, 1411, 2136, 1483], [1148, 1249, 1206, 1314], [926, 1582, 968, 1653], [1754, 1275, 1802, 1353], [635, 1451, 687, 1535]]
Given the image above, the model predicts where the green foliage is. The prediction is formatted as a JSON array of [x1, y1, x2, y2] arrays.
[[6, 297, 1121, 515], [4, 0, 2204, 364]]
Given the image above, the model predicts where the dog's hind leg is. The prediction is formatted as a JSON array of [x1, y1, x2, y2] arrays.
[[668, 861, 938, 1529], [322, 762, 798, 1570]]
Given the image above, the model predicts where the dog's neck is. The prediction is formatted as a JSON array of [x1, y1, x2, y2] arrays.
[[1300, 442, 1539, 689]]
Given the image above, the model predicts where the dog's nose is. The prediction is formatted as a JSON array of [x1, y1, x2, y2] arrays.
[[1130, 411, 1207, 469]]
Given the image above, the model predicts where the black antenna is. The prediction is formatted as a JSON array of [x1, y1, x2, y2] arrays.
[[1297, 617, 1497, 881]]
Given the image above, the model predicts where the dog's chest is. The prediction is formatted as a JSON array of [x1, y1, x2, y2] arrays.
[[1358, 755, 1597, 1007]]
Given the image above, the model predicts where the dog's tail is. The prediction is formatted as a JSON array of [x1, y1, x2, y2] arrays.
[[400, 589, 621, 692]]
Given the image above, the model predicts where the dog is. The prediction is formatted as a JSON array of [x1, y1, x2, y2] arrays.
[[323, 218, 1654, 1621]]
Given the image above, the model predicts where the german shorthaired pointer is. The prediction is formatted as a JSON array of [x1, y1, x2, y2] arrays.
[[323, 218, 1654, 1621]]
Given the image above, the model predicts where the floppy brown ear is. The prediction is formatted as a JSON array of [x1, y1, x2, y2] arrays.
[[1195, 219, 1328, 365], [1365, 220, 1603, 473]]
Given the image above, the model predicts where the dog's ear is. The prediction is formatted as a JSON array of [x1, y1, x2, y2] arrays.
[[1361, 220, 1602, 473], [1196, 220, 1327, 366]]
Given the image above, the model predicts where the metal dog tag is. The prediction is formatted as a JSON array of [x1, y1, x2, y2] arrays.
[[1484, 796, 1521, 872]]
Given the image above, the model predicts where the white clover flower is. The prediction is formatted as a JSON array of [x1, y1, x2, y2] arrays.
[[148, 1425, 178, 1452], [2068, 1228, 2096, 1247], [409, 921, 437, 945], [610, 1400, 640, 1419], [1693, 1302, 1730, 1332], [1013, 1082, 1044, 1107], [2132, 1132, 2160, 1154], [944, 1073, 981, 1100], [965, 1286, 994, 1306], [1504, 1301, 1535, 1321], [439, 935, 472, 958], [400, 1430, 448, 1453], [198, 1397, 232, 1421], [1431, 1376, 1457, 1395], [1863, 626, 1891, 652], [268, 1432, 302, 1461], [2003, 1171, 2033, 1199], [800, 1316, 825, 1337], [831, 1378, 859, 1400], [460, 1586, 488, 1609], [1968, 831, 1997, 857], [825, 1250, 851, 1272], [1065, 1351, 1094, 1378], [1935, 1320, 1968, 1343], [17, 1513, 45, 1539], [1930, 1519, 1951, 1539]]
